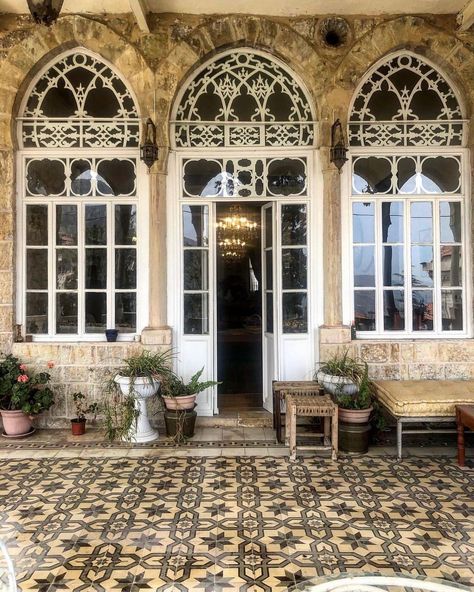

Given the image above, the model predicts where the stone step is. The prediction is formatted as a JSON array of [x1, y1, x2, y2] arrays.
[[196, 412, 273, 428]]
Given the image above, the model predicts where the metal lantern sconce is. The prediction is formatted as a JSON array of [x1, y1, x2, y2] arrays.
[[27, 0, 64, 26], [330, 118, 348, 172], [140, 118, 159, 171]]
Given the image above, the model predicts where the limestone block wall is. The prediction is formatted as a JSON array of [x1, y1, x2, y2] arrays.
[[10, 340, 172, 428], [319, 340, 474, 382]]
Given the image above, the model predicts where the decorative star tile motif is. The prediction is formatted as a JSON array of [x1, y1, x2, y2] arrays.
[[0, 455, 473, 591]]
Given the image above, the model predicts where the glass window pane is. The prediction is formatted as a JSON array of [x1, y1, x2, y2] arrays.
[[86, 249, 107, 289], [282, 248, 307, 290], [26, 159, 65, 196], [27, 250, 48, 289], [85, 293, 106, 333], [383, 246, 404, 286], [265, 251, 273, 290], [441, 246, 462, 287], [441, 291, 463, 331], [383, 290, 405, 331], [26, 293, 48, 334], [71, 159, 92, 195], [382, 202, 403, 243], [421, 157, 460, 193], [183, 159, 223, 197], [397, 157, 417, 193], [266, 292, 273, 333], [184, 250, 208, 290], [184, 293, 209, 334], [354, 290, 375, 331], [115, 205, 137, 245], [265, 207, 272, 248], [440, 202, 461, 243], [56, 205, 77, 246], [97, 159, 135, 196], [281, 205, 306, 245], [56, 293, 78, 334], [353, 157, 392, 194], [412, 291, 433, 331], [353, 246, 375, 287], [183, 205, 209, 247], [282, 293, 307, 333], [115, 248, 136, 289], [411, 202, 433, 243], [411, 245, 434, 288], [352, 202, 374, 243], [267, 158, 306, 196], [115, 293, 136, 333], [56, 249, 78, 290], [85, 205, 107, 245], [26, 205, 48, 246]]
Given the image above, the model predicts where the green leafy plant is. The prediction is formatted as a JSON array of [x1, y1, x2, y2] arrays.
[[117, 349, 176, 381], [161, 367, 219, 398], [71, 392, 99, 421], [318, 350, 367, 382], [102, 390, 138, 442], [0, 354, 54, 415]]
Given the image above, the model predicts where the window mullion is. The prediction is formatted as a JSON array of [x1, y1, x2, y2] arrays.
[[433, 198, 441, 335], [375, 200, 383, 333], [78, 202, 85, 337], [405, 199, 412, 336], [50, 201, 55, 337], [109, 201, 114, 331]]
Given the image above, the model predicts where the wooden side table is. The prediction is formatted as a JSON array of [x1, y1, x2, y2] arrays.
[[272, 381, 323, 443], [456, 405, 474, 467], [285, 393, 338, 461]]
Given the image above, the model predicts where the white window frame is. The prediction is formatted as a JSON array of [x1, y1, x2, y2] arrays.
[[342, 139, 472, 340], [16, 49, 149, 342]]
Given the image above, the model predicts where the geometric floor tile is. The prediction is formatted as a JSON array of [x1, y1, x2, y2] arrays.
[[0, 455, 473, 591]]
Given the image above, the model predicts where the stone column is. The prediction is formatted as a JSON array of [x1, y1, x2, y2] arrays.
[[0, 148, 15, 352], [319, 125, 351, 347]]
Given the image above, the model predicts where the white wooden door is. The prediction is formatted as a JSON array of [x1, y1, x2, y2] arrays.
[[261, 203, 277, 412]]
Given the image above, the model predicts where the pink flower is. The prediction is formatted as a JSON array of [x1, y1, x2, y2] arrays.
[[17, 375, 29, 383], [47, 361, 55, 369], [19, 364, 27, 371]]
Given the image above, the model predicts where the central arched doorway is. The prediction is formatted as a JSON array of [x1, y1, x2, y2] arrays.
[[168, 48, 318, 416]]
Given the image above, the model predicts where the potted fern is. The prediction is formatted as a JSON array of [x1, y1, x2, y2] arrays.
[[160, 368, 218, 442]]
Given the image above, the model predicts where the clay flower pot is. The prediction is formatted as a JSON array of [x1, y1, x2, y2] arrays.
[[71, 418, 86, 436], [1, 410, 33, 436], [162, 394, 197, 411], [338, 406, 373, 424]]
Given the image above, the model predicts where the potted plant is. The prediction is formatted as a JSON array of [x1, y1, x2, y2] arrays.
[[104, 349, 174, 443], [0, 355, 55, 437], [70, 392, 99, 436], [160, 368, 219, 442], [316, 351, 374, 453]]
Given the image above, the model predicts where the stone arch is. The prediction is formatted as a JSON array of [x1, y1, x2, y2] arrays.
[[335, 16, 474, 123], [0, 15, 154, 150], [155, 16, 329, 148]]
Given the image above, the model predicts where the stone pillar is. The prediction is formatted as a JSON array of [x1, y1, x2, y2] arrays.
[[319, 125, 351, 348], [148, 169, 167, 329], [0, 148, 15, 352]]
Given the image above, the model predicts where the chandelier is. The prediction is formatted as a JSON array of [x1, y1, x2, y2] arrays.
[[216, 205, 258, 259]]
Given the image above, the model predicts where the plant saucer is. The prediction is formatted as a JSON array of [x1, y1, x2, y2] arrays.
[[1, 426, 36, 439]]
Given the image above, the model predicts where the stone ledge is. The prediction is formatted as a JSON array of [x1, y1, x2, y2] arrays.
[[319, 325, 351, 344], [141, 326, 173, 346]]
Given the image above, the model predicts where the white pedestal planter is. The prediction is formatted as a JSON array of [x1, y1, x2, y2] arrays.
[[114, 375, 160, 443], [316, 371, 358, 396]]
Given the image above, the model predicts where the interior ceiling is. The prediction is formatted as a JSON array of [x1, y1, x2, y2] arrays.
[[0, 0, 467, 16]]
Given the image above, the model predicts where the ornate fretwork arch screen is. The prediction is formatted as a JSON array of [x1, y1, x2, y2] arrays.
[[19, 51, 140, 148], [172, 50, 315, 148], [349, 54, 465, 147]]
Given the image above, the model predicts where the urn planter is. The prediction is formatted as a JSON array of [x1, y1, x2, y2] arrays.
[[114, 375, 160, 443]]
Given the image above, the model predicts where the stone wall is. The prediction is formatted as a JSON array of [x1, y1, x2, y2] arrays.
[[11, 335, 172, 427], [0, 12, 472, 425]]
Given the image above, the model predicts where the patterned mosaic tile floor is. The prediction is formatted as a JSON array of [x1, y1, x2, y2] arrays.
[[0, 455, 473, 591]]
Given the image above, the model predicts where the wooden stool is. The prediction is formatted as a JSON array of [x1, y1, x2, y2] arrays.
[[285, 393, 338, 461], [272, 381, 324, 443], [456, 405, 474, 466]]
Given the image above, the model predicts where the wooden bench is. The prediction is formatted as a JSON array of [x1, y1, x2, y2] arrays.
[[373, 380, 474, 459]]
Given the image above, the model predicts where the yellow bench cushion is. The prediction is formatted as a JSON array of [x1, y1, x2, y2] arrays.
[[373, 380, 474, 417]]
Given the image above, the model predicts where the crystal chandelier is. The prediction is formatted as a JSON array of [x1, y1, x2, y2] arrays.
[[216, 205, 258, 260]]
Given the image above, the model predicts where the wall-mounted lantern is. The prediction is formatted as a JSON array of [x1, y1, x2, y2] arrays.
[[140, 118, 159, 171], [330, 118, 348, 172], [27, 0, 64, 26]]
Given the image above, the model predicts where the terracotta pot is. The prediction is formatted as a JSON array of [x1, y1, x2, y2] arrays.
[[71, 418, 86, 436], [1, 410, 33, 436], [338, 407, 373, 424], [162, 394, 197, 410]]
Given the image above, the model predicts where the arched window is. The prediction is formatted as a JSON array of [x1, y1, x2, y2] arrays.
[[172, 49, 315, 148], [19, 50, 140, 339], [348, 53, 467, 336]]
